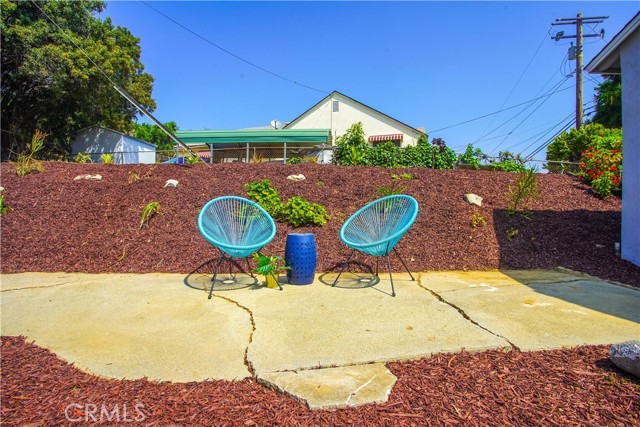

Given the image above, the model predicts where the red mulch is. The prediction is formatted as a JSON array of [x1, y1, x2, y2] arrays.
[[1, 336, 638, 426], [1, 162, 638, 286], [2, 163, 640, 426]]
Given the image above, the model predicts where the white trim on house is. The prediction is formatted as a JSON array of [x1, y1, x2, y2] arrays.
[[586, 12, 640, 74]]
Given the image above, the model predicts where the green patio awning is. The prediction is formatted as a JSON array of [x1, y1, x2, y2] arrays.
[[175, 129, 329, 145]]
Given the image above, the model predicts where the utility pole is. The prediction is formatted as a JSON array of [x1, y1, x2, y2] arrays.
[[551, 14, 607, 129]]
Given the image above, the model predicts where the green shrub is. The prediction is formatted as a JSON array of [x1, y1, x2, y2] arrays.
[[506, 168, 540, 214], [74, 152, 92, 164], [471, 211, 486, 228], [245, 179, 283, 217], [278, 196, 329, 227], [578, 132, 622, 198], [187, 155, 200, 164], [287, 157, 303, 164], [458, 144, 484, 169], [15, 130, 46, 176], [490, 151, 527, 173], [367, 141, 402, 167], [333, 122, 369, 166], [140, 201, 160, 229], [376, 182, 406, 197], [245, 179, 329, 227], [101, 153, 114, 164], [0, 194, 12, 215], [547, 123, 619, 164]]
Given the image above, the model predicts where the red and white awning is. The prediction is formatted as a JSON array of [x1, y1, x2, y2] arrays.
[[368, 134, 403, 142]]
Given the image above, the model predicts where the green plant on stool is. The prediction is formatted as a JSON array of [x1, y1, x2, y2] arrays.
[[251, 252, 290, 289]]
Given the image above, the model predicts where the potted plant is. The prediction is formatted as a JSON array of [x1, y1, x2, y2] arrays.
[[251, 252, 290, 289]]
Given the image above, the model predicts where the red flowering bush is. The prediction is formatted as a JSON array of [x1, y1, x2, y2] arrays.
[[578, 131, 622, 198]]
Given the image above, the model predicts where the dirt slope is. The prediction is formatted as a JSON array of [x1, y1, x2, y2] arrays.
[[1, 162, 637, 286]]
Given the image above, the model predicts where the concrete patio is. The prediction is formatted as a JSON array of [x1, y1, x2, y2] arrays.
[[1, 269, 638, 409]]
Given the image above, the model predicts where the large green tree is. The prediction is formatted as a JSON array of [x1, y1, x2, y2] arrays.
[[132, 122, 178, 152], [591, 75, 621, 129], [1, 0, 155, 160]]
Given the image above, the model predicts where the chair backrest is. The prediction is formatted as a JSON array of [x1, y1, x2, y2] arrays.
[[198, 196, 276, 258], [340, 195, 418, 257]]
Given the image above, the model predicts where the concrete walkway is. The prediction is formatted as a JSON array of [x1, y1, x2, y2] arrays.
[[1, 269, 639, 409]]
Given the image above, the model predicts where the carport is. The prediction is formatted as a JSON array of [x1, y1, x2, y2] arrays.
[[175, 129, 330, 163]]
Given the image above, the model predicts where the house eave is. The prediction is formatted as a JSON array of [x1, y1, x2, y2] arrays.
[[586, 11, 640, 75]]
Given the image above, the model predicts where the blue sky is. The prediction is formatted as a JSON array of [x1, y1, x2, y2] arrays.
[[102, 1, 638, 157]]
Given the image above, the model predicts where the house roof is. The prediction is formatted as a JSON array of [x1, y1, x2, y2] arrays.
[[284, 91, 423, 136], [586, 12, 640, 74], [175, 129, 329, 145], [73, 126, 156, 149]]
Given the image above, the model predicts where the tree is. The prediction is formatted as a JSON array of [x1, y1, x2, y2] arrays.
[[591, 75, 621, 129], [1, 0, 156, 160], [132, 122, 178, 152]]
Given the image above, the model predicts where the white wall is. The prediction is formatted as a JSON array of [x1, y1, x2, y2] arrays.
[[288, 93, 421, 147], [70, 127, 156, 164], [620, 29, 640, 266]]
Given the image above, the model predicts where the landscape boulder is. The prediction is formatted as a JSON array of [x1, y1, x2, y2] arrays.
[[164, 179, 179, 188], [609, 340, 640, 378], [74, 174, 102, 181], [287, 174, 306, 181], [464, 193, 483, 207]]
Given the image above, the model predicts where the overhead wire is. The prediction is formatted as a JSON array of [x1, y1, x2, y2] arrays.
[[428, 83, 574, 135], [473, 27, 552, 143], [140, 1, 329, 95], [473, 75, 572, 153], [488, 75, 572, 154]]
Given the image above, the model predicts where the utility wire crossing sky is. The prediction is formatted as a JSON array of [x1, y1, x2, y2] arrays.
[[101, 1, 639, 158]]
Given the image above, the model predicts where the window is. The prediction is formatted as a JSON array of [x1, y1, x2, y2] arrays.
[[332, 100, 339, 112]]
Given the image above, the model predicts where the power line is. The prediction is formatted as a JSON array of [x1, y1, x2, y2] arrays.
[[427, 84, 573, 134], [490, 76, 572, 154], [474, 27, 551, 142], [141, 1, 329, 95], [476, 76, 572, 153]]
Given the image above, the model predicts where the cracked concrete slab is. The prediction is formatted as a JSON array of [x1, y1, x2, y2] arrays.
[[228, 273, 510, 375], [1, 273, 252, 382], [425, 270, 640, 350], [258, 363, 397, 409]]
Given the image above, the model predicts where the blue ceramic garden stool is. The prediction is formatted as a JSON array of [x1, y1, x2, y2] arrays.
[[285, 233, 317, 285]]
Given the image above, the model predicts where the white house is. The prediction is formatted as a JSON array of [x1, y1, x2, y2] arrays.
[[586, 12, 640, 267], [70, 126, 156, 164], [285, 91, 424, 148]]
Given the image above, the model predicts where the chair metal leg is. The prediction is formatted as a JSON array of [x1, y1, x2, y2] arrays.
[[393, 248, 415, 281], [332, 249, 357, 287], [208, 254, 225, 299], [375, 258, 379, 277], [386, 254, 396, 297], [246, 258, 254, 277]]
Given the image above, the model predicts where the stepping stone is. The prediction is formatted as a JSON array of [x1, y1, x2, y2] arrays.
[[258, 363, 396, 410]]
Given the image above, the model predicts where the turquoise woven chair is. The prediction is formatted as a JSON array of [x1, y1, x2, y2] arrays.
[[198, 196, 277, 299], [332, 195, 419, 296]]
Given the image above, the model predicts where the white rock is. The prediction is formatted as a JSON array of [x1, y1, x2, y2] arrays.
[[74, 174, 102, 181], [0, 186, 4, 192], [164, 179, 179, 188], [609, 340, 640, 378], [464, 193, 483, 206], [287, 174, 306, 181]]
